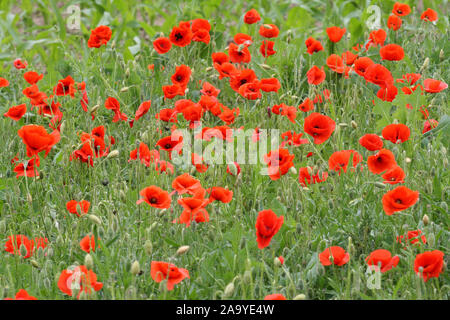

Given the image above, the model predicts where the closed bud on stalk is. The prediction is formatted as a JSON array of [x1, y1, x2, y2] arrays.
[[439, 49, 444, 61], [274, 257, 282, 267], [90, 104, 100, 114], [422, 214, 430, 226], [351, 120, 358, 129], [0, 220, 5, 234], [60, 120, 66, 135], [259, 63, 272, 70], [125, 68, 130, 77], [84, 254, 94, 270], [289, 166, 297, 175], [243, 270, 252, 285], [228, 162, 238, 176], [420, 57, 430, 72], [107, 150, 119, 159], [144, 240, 153, 255], [287, 283, 296, 297], [19, 244, 28, 257], [120, 87, 129, 93], [30, 259, 40, 268], [339, 122, 348, 127], [440, 202, 448, 212], [405, 157, 412, 164], [223, 282, 235, 298], [176, 245, 190, 255], [27, 193, 33, 203], [374, 182, 386, 189], [205, 67, 213, 72], [88, 214, 102, 225], [294, 294, 306, 300], [131, 261, 141, 275]]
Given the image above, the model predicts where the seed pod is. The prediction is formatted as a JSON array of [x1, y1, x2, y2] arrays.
[[351, 120, 358, 129], [176, 245, 190, 255], [243, 270, 252, 285], [422, 214, 430, 226], [131, 261, 141, 275], [223, 282, 235, 298]]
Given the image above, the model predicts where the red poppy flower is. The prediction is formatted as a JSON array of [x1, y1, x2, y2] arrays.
[[171, 65, 192, 88], [387, 15, 402, 31], [259, 78, 281, 92], [200, 81, 220, 97], [304, 112, 336, 144], [397, 230, 427, 247], [58, 265, 103, 298], [367, 149, 397, 174], [136, 186, 171, 209], [14, 58, 28, 69], [0, 77, 9, 87], [307, 65, 326, 85], [129, 100, 151, 128], [326, 26, 346, 43], [255, 209, 284, 249], [305, 37, 324, 55], [364, 64, 394, 88], [421, 8, 438, 22], [392, 2, 411, 16], [24, 71, 44, 85], [382, 123, 410, 143], [328, 150, 363, 174], [380, 44, 405, 61], [215, 62, 238, 79], [191, 153, 209, 173], [319, 246, 350, 266], [4, 289, 37, 300], [150, 261, 189, 290], [227, 162, 241, 176], [5, 235, 34, 258], [218, 106, 239, 125], [376, 85, 398, 102], [244, 9, 261, 24], [264, 294, 286, 300], [359, 134, 383, 151], [234, 33, 253, 46], [422, 119, 439, 134], [341, 51, 358, 66], [423, 79, 447, 93], [239, 81, 261, 100], [414, 250, 444, 282], [162, 84, 185, 99], [260, 40, 276, 57], [12, 157, 40, 178], [169, 22, 193, 47], [66, 200, 90, 217], [381, 186, 419, 215], [4, 104, 27, 121], [172, 173, 202, 195], [366, 29, 387, 49], [326, 54, 345, 73], [153, 37, 172, 54], [299, 98, 314, 112], [207, 187, 233, 204], [354, 57, 375, 77], [264, 148, 295, 180], [80, 235, 97, 253], [54, 75, 76, 97], [18, 124, 60, 158], [366, 249, 399, 272], [211, 52, 229, 65], [382, 166, 405, 184], [280, 131, 309, 147], [104, 97, 128, 122], [259, 24, 279, 38], [87, 25, 112, 48], [298, 167, 328, 187], [228, 42, 251, 64]]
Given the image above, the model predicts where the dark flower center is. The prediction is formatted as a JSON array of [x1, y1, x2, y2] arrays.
[[175, 33, 183, 41], [150, 197, 158, 204]]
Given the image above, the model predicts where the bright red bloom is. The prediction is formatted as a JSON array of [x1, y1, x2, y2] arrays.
[[200, 81, 220, 97], [24, 71, 44, 85], [87, 25, 112, 48], [326, 26, 346, 43], [259, 78, 281, 92], [12, 157, 39, 178], [421, 8, 438, 22], [244, 9, 261, 24], [307, 65, 326, 85], [299, 98, 314, 112], [255, 209, 284, 249], [136, 186, 171, 209], [234, 33, 253, 46], [150, 261, 189, 290], [66, 200, 90, 217], [5, 235, 34, 258], [162, 84, 185, 99], [207, 187, 233, 204], [169, 22, 193, 47], [227, 162, 241, 176], [305, 37, 323, 55], [392, 2, 411, 16], [298, 167, 328, 187], [18, 124, 60, 158], [304, 112, 336, 144], [129, 100, 151, 128], [4, 104, 27, 121], [264, 148, 295, 180], [238, 81, 261, 100], [153, 37, 172, 54], [14, 58, 28, 69], [367, 149, 397, 174], [0, 77, 9, 87], [319, 246, 350, 266], [342, 51, 358, 66], [382, 123, 410, 143], [172, 173, 202, 195], [366, 249, 399, 272], [58, 265, 103, 298], [422, 119, 439, 134], [366, 29, 387, 49], [54, 75, 76, 97], [354, 57, 374, 77], [260, 40, 276, 57], [229, 42, 251, 64], [264, 294, 286, 300], [171, 65, 192, 88], [80, 235, 97, 253], [397, 230, 427, 247], [381, 186, 419, 215], [382, 166, 405, 184], [328, 150, 363, 174], [4, 289, 37, 300], [387, 15, 402, 31], [423, 79, 447, 93], [364, 64, 394, 88], [104, 97, 128, 122], [326, 54, 345, 73], [380, 44, 405, 61], [414, 251, 444, 282], [377, 85, 398, 102], [359, 134, 383, 151], [280, 131, 309, 147], [259, 24, 279, 38]]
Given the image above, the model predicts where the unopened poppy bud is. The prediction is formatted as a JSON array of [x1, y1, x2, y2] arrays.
[[60, 120, 66, 135], [144, 240, 153, 255], [120, 86, 130, 93], [351, 120, 358, 129], [125, 68, 130, 77], [19, 244, 28, 257], [228, 162, 238, 176], [291, 95, 299, 99], [328, 199, 334, 209], [440, 202, 448, 212], [420, 57, 430, 72], [274, 257, 282, 267], [30, 259, 40, 268], [374, 182, 386, 189], [422, 214, 430, 226], [259, 63, 272, 70], [294, 294, 306, 300], [84, 254, 94, 270], [107, 150, 119, 159], [131, 260, 141, 275], [88, 214, 102, 225], [289, 166, 297, 175], [205, 66, 213, 72], [287, 283, 296, 297], [439, 49, 444, 61], [405, 157, 412, 164], [296, 223, 302, 234], [111, 40, 116, 49], [223, 282, 235, 298], [263, 24, 272, 29], [239, 237, 246, 249], [0, 220, 5, 234], [339, 122, 348, 127], [90, 104, 100, 115], [243, 270, 252, 284], [176, 245, 190, 255], [27, 193, 32, 203]]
